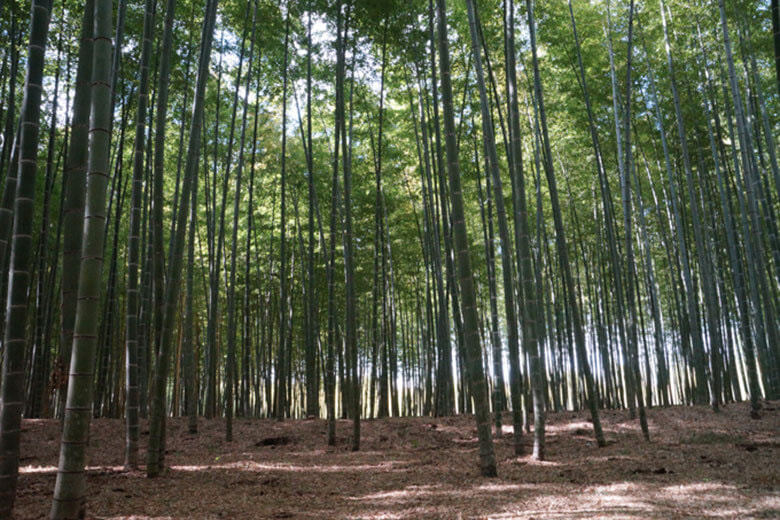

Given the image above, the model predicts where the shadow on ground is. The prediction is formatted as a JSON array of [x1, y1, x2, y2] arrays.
[[16, 402, 780, 519]]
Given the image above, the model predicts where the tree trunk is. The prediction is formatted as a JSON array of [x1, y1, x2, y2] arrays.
[[50, 0, 111, 514], [505, 0, 546, 457], [619, 0, 650, 439], [146, 0, 218, 477], [437, 0, 496, 477], [277, 13, 290, 421], [226, 0, 257, 441], [123, 0, 155, 469], [0, 0, 51, 514], [527, 0, 605, 448]]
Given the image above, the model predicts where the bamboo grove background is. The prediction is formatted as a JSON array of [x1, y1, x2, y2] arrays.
[[0, 0, 779, 515]]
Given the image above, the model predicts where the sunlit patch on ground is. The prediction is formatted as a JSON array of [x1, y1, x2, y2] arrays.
[[19, 464, 56, 474], [15, 402, 780, 519]]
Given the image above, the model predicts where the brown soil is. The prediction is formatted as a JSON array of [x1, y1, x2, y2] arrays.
[[16, 402, 780, 519]]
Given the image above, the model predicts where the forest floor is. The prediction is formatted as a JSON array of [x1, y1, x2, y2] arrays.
[[15, 401, 780, 519]]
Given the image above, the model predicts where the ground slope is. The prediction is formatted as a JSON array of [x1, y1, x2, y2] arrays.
[[16, 402, 780, 519]]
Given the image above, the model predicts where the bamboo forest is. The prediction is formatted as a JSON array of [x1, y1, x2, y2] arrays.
[[0, 0, 779, 517]]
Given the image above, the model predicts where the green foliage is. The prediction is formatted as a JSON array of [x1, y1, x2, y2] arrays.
[[0, 0, 776, 420]]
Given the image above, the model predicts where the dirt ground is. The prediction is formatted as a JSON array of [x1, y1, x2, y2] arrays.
[[15, 402, 780, 519]]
